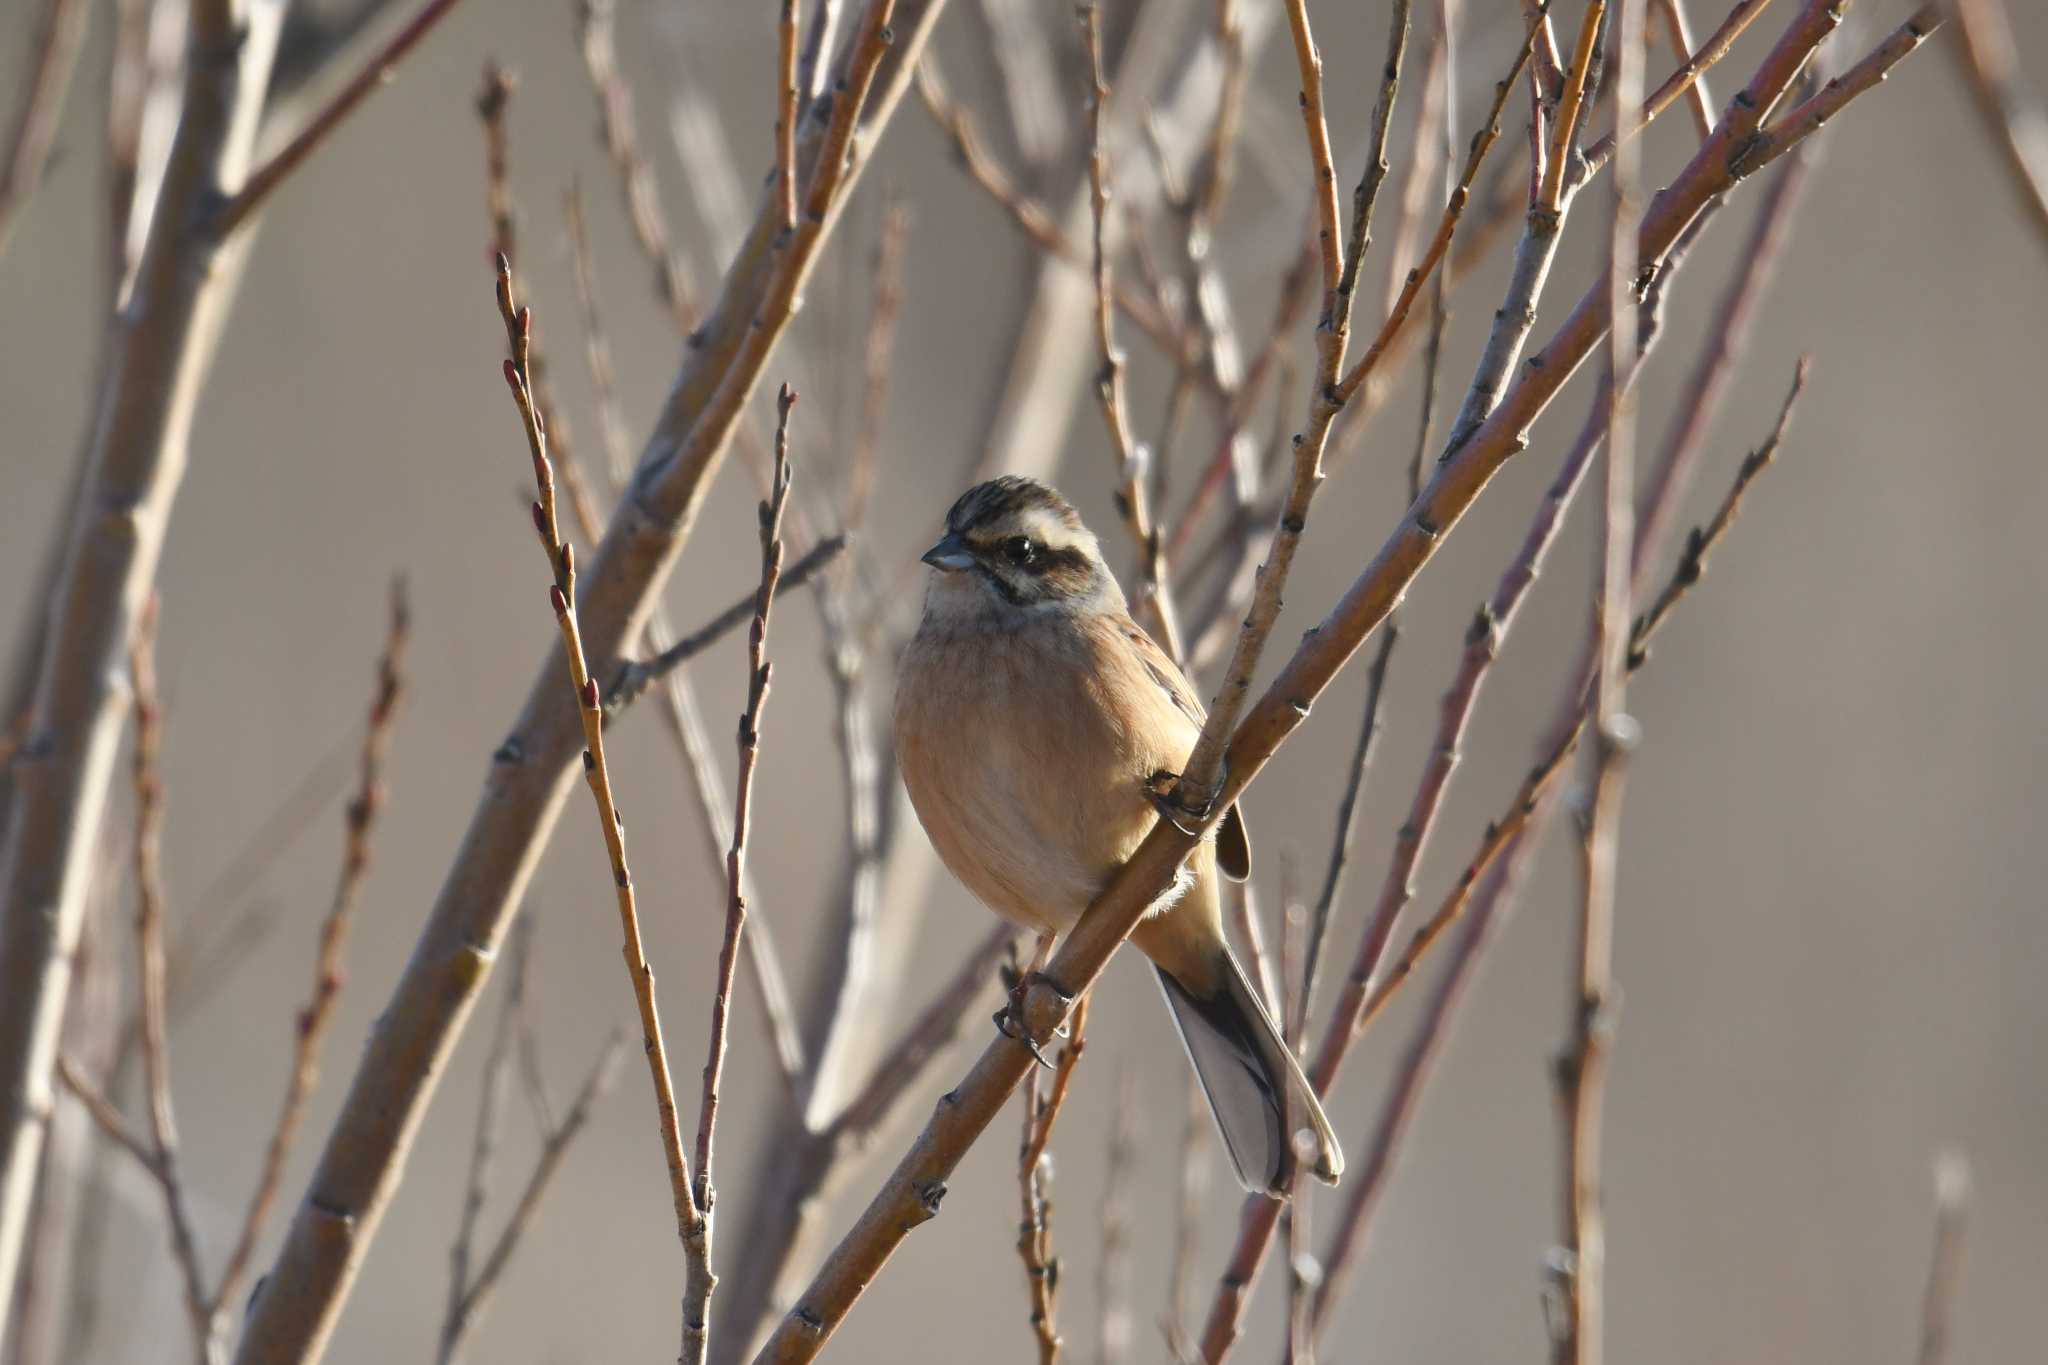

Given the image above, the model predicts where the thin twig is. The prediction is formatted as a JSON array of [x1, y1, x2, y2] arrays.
[[1556, 3, 1651, 1357], [1197, 6, 1908, 1351], [125, 601, 214, 1355], [846, 198, 910, 534], [1653, 0, 1717, 139], [1172, 0, 1414, 814], [1631, 358, 1809, 658], [1081, 4, 1185, 660], [215, 580, 410, 1326], [690, 386, 798, 1349], [439, 915, 534, 1365], [214, 0, 469, 236], [1948, 0, 2048, 245], [239, 3, 933, 1354], [493, 256, 706, 1355], [1915, 1153, 1971, 1365], [0, 0, 91, 258], [442, 1028, 627, 1361], [1097, 1068, 1136, 1365], [575, 0, 699, 328], [1015, 992, 1089, 1365], [1582, 0, 1777, 174], [776, 0, 799, 232]]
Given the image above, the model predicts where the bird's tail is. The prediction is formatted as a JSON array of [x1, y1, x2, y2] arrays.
[[1154, 951, 1344, 1197]]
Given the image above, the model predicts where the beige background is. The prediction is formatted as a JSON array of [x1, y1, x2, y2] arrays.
[[3, 1, 2044, 1361]]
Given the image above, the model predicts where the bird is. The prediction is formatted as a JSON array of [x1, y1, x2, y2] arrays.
[[892, 474, 1343, 1196]]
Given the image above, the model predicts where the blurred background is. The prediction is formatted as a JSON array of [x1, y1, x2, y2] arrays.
[[3, 0, 2044, 1361]]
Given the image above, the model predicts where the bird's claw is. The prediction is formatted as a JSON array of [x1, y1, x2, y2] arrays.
[[1146, 768, 1215, 836], [993, 1005, 1057, 1068]]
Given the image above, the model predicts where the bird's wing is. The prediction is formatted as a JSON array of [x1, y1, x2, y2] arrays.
[[1119, 617, 1253, 882]]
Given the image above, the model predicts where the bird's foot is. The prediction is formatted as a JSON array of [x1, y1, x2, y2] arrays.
[[1146, 768, 1217, 836]]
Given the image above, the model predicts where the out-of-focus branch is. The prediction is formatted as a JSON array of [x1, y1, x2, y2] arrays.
[[124, 602, 214, 1358], [213, 0, 468, 236], [602, 537, 848, 717], [0, 0, 475, 1325], [236, 7, 942, 1348], [0, 1, 284, 1326], [441, 1012, 625, 1361], [575, 0, 699, 327], [1097, 1068, 1136, 1365], [1915, 1154, 1971, 1365], [212, 580, 410, 1346], [1583, 0, 1775, 173], [1654, 0, 1717, 139], [1948, 0, 2048, 245], [0, 0, 90, 259], [1080, 4, 1185, 660], [439, 916, 533, 1365], [1196, 5, 1928, 1353]]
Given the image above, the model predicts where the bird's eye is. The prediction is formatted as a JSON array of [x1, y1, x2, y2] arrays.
[[1002, 536, 1038, 567]]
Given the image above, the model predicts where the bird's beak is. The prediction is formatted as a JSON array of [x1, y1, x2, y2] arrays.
[[920, 531, 975, 571]]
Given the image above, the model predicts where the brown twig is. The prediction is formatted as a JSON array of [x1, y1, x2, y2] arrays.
[[0, 0, 90, 259], [1582, 0, 1777, 174], [1948, 0, 2048, 246], [1632, 358, 1809, 658], [441, 1026, 627, 1362], [1196, 4, 1916, 1352], [214, 579, 410, 1336], [494, 256, 706, 1357], [1654, 0, 1717, 138], [214, 0, 469, 237], [439, 914, 534, 1365], [575, 0, 699, 328], [846, 199, 910, 534], [125, 601, 214, 1355], [1015, 992, 1089, 1364], [603, 536, 849, 717], [1556, 2, 1651, 1356], [1080, 3, 1185, 661], [1164, 1076, 1210, 1360], [913, 52, 1178, 352], [239, 4, 936, 1356], [1097, 1067, 1136, 1365], [776, 0, 800, 232], [1915, 1153, 1971, 1365], [690, 385, 797, 1350], [1171, 0, 1413, 814], [0, 0, 274, 1314], [1313, 359, 1811, 1344]]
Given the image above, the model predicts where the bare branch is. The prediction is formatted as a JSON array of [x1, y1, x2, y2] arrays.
[[215, 0, 469, 236], [0, 0, 90, 259], [442, 1028, 626, 1362], [1915, 1154, 1971, 1365], [1948, 0, 2048, 245], [690, 386, 799, 1352], [493, 256, 705, 1354]]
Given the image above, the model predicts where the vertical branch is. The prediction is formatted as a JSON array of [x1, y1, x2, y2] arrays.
[[1079, 3, 1185, 661], [1014, 993, 1090, 1365], [213, 580, 410, 1328], [1557, 0, 1648, 1357], [125, 602, 213, 1357], [776, 0, 800, 232], [690, 386, 798, 1350], [1947, 0, 2048, 248], [1096, 1068, 1135, 1365], [0, 0, 90, 259], [492, 258, 706, 1356], [1915, 1154, 1971, 1365], [1653, 0, 1717, 139], [439, 916, 534, 1365]]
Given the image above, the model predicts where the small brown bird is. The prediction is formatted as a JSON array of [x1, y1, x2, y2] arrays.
[[893, 475, 1342, 1195]]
